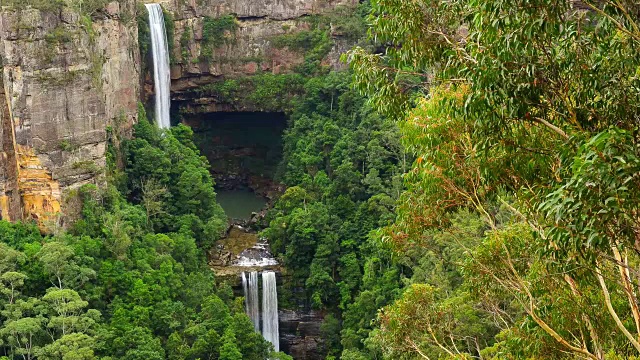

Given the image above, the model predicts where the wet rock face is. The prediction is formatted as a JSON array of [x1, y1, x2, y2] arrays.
[[185, 112, 286, 195], [210, 225, 281, 276], [279, 309, 325, 360], [232, 239, 277, 266], [0, 1, 140, 224]]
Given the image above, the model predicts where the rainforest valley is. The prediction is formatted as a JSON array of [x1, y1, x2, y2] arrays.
[[2, 0, 640, 359]]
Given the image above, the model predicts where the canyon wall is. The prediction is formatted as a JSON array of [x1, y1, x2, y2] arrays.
[[147, 0, 358, 113], [0, 1, 140, 225]]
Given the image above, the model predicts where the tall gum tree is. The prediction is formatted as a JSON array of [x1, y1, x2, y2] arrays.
[[344, 0, 640, 358]]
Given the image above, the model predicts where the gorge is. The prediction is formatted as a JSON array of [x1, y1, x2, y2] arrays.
[[184, 111, 287, 202], [5, 1, 635, 360], [0, 0, 360, 358]]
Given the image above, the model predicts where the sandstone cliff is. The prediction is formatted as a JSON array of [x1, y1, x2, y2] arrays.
[[144, 0, 358, 112], [0, 1, 140, 225]]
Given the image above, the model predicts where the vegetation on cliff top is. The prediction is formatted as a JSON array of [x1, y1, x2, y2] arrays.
[[200, 15, 238, 62]]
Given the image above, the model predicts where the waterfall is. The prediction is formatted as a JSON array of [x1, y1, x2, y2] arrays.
[[145, 4, 171, 129], [242, 271, 260, 332], [242, 272, 249, 316], [242, 271, 280, 351], [262, 271, 280, 352]]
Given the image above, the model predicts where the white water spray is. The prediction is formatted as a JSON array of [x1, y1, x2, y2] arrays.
[[242, 272, 249, 317], [145, 4, 171, 129], [262, 271, 280, 352]]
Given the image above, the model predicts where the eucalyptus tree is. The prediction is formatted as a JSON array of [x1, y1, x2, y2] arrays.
[[344, 0, 640, 358]]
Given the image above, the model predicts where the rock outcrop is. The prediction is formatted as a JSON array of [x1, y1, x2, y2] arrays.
[[0, 1, 140, 224], [166, 0, 355, 20], [280, 309, 326, 360]]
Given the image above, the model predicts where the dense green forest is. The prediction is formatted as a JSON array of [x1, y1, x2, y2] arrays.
[[3, 0, 640, 359], [0, 110, 279, 359], [336, 0, 640, 359]]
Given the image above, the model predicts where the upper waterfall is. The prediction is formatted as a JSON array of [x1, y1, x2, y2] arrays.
[[145, 3, 171, 129]]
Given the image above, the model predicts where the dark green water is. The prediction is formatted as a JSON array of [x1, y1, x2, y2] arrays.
[[216, 189, 267, 220]]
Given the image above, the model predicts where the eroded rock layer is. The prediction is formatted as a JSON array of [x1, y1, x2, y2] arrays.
[[0, 1, 140, 224]]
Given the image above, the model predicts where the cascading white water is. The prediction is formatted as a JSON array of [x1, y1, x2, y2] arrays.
[[242, 272, 249, 317], [145, 4, 171, 129], [242, 271, 260, 332], [242, 271, 280, 351], [262, 271, 280, 352]]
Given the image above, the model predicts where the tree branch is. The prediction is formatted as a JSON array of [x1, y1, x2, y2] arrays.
[[596, 266, 640, 353], [611, 246, 640, 342], [532, 117, 569, 139]]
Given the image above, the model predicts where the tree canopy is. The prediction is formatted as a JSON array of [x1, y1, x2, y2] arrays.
[[335, 0, 640, 358]]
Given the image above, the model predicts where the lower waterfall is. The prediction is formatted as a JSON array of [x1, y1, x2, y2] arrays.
[[242, 271, 280, 352], [262, 271, 280, 352], [242, 271, 261, 332]]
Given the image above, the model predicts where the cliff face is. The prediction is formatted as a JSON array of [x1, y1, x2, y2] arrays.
[[280, 308, 326, 360], [0, 1, 140, 224], [167, 0, 354, 20], [147, 0, 357, 112]]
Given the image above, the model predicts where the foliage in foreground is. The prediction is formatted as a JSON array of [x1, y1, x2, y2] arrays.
[[339, 0, 640, 359]]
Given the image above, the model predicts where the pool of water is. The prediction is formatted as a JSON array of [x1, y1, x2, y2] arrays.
[[216, 189, 268, 220]]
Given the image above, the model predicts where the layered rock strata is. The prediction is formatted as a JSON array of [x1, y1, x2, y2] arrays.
[[280, 309, 325, 360], [0, 1, 140, 224], [148, 0, 357, 112]]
